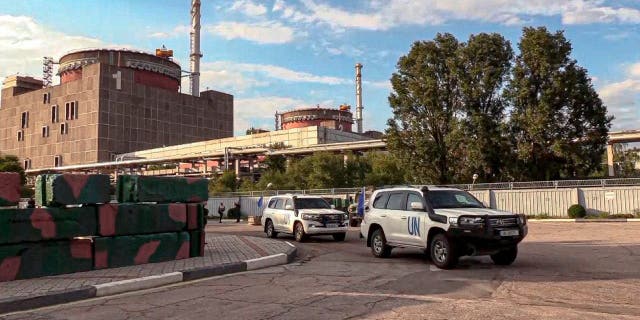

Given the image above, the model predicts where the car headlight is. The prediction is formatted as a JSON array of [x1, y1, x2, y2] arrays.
[[518, 214, 527, 225], [302, 214, 322, 221], [343, 214, 349, 220], [449, 217, 458, 226], [458, 217, 484, 225]]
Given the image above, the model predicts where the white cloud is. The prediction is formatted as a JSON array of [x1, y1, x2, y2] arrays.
[[230, 0, 267, 16], [598, 66, 640, 131], [234, 96, 309, 132], [205, 21, 295, 44], [202, 61, 350, 85], [274, 0, 640, 31], [149, 25, 189, 38], [0, 15, 105, 83]]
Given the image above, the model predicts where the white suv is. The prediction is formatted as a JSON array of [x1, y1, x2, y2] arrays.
[[261, 195, 349, 242], [361, 186, 527, 269]]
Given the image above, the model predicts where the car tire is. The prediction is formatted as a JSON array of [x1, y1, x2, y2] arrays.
[[430, 233, 458, 269], [265, 220, 278, 239], [294, 222, 307, 242], [332, 233, 346, 241], [370, 229, 392, 258], [490, 246, 518, 266]]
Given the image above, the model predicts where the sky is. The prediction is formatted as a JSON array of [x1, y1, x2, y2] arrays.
[[1, 0, 640, 134]]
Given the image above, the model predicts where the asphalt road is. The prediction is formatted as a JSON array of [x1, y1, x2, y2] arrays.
[[3, 221, 640, 320]]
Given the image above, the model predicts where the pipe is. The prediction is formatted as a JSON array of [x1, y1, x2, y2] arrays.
[[190, 0, 202, 97], [355, 63, 363, 133]]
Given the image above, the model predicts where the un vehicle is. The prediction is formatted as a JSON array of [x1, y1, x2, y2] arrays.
[[360, 186, 528, 269]]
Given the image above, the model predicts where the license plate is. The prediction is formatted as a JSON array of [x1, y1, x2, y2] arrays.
[[500, 230, 519, 237], [326, 223, 339, 228]]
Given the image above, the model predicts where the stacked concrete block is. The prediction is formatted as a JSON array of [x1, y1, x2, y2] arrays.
[[0, 238, 93, 281], [0, 173, 21, 207], [93, 232, 190, 269], [97, 203, 187, 236], [116, 175, 208, 203], [35, 174, 110, 207], [0, 207, 97, 244]]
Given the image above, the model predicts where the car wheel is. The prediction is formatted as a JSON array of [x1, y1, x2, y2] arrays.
[[490, 246, 518, 265], [370, 229, 392, 258], [430, 233, 458, 269], [294, 222, 307, 242], [332, 233, 346, 241], [265, 220, 278, 238]]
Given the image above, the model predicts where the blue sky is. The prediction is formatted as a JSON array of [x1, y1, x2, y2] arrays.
[[1, 0, 640, 134]]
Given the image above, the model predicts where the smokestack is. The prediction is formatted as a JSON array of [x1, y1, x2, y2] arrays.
[[190, 0, 202, 97], [355, 63, 363, 133]]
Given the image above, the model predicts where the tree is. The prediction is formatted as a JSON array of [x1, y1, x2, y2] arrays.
[[208, 171, 238, 193], [612, 144, 640, 177], [386, 33, 463, 184], [262, 155, 287, 173], [363, 152, 407, 186], [505, 27, 612, 180], [0, 154, 26, 184], [456, 33, 514, 182]]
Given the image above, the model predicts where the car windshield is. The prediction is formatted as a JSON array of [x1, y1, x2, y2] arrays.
[[294, 197, 331, 209], [426, 190, 484, 209]]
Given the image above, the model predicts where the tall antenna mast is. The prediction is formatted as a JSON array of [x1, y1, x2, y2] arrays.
[[355, 63, 363, 133], [190, 0, 202, 97], [43, 57, 54, 88]]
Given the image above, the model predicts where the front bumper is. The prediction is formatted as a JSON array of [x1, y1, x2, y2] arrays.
[[446, 217, 528, 255], [304, 221, 349, 235]]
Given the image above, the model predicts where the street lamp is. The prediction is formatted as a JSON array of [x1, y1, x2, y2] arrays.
[[472, 173, 479, 189]]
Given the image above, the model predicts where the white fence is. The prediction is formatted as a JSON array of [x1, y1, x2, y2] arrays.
[[469, 187, 640, 216]]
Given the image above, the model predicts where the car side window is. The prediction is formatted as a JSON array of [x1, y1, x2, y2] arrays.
[[372, 192, 390, 209], [386, 192, 406, 211], [406, 193, 424, 211], [275, 199, 284, 209], [284, 199, 292, 210], [268, 199, 277, 209]]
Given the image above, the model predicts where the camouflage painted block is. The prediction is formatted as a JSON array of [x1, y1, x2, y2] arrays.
[[0, 238, 93, 282], [0, 173, 21, 207], [116, 175, 208, 203], [0, 207, 97, 245], [186, 203, 204, 230], [97, 203, 187, 236], [189, 230, 205, 257], [93, 232, 190, 269], [35, 174, 110, 207]]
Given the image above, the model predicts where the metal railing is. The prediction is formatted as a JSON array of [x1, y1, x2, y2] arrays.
[[209, 178, 640, 197]]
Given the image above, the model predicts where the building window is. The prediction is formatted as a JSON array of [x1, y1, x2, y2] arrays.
[[17, 130, 24, 142], [65, 101, 78, 120], [51, 105, 58, 123], [65, 102, 70, 120], [21, 111, 29, 129], [42, 126, 49, 137], [60, 123, 68, 135], [54, 155, 62, 167], [43, 92, 50, 104], [23, 159, 31, 170]]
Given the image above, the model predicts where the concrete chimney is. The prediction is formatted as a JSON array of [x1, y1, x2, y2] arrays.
[[355, 63, 363, 133], [189, 0, 202, 97]]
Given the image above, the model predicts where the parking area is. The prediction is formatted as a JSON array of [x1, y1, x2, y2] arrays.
[[4, 221, 640, 319]]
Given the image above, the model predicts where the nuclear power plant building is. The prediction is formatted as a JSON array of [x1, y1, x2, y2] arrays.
[[0, 48, 233, 170]]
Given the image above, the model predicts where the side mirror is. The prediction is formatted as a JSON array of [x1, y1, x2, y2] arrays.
[[410, 202, 424, 211], [285, 204, 293, 210], [330, 204, 336, 209]]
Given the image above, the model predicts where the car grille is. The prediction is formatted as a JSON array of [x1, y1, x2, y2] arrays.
[[489, 217, 518, 227], [322, 214, 343, 224]]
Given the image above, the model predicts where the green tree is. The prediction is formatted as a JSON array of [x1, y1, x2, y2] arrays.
[[387, 33, 463, 184], [208, 171, 238, 193], [364, 152, 407, 186], [506, 27, 612, 180], [456, 33, 514, 182], [0, 154, 26, 184], [263, 155, 287, 173], [613, 144, 640, 177]]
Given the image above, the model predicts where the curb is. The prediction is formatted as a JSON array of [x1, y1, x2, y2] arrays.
[[529, 218, 639, 223], [0, 246, 297, 315]]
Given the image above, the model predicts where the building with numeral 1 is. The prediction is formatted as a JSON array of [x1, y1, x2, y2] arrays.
[[0, 48, 233, 170]]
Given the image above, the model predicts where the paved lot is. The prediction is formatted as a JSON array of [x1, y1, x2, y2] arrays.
[[0, 231, 291, 301], [3, 222, 640, 319]]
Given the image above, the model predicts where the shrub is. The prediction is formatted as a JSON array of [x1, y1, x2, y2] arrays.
[[567, 204, 586, 218]]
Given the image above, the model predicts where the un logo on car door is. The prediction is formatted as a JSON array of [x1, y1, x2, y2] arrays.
[[407, 217, 421, 236]]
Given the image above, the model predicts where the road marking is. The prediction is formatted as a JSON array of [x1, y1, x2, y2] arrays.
[[285, 241, 296, 248], [429, 265, 442, 272]]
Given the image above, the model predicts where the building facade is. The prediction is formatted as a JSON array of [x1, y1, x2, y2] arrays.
[[279, 107, 353, 132], [0, 49, 233, 170]]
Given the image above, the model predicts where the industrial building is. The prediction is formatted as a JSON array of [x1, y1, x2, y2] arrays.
[[0, 48, 233, 170]]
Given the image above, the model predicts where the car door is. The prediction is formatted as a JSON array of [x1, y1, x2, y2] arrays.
[[384, 192, 409, 244], [397, 192, 428, 247], [282, 198, 294, 232], [273, 198, 285, 230]]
